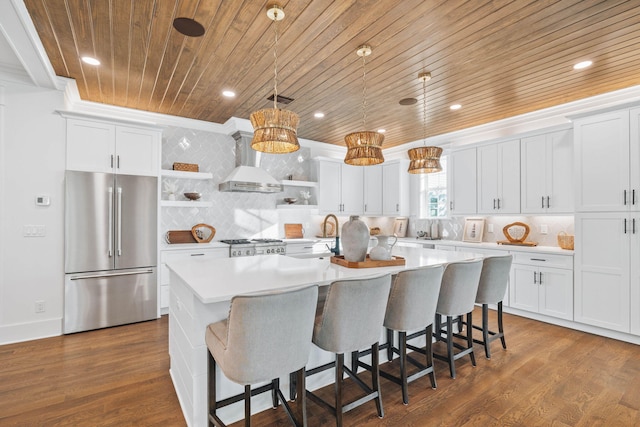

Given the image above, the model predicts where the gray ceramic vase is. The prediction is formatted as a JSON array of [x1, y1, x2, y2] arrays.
[[341, 215, 370, 262]]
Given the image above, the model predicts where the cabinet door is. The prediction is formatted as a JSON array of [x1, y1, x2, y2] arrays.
[[497, 140, 520, 214], [66, 119, 115, 173], [364, 165, 383, 215], [340, 163, 364, 214], [574, 110, 630, 212], [547, 129, 574, 213], [115, 126, 160, 176], [629, 107, 640, 212], [449, 148, 477, 215], [317, 160, 342, 213], [538, 267, 573, 320], [510, 264, 540, 313], [477, 144, 499, 214], [521, 134, 548, 214], [574, 213, 630, 332], [382, 162, 409, 216], [630, 213, 640, 335]]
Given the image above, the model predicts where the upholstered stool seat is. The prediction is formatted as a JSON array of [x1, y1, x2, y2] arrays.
[[433, 259, 483, 379], [301, 274, 391, 427], [206, 285, 318, 427]]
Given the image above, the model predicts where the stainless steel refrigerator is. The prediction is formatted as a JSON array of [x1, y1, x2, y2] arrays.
[[64, 170, 158, 334]]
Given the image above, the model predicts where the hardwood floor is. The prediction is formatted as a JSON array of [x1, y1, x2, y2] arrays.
[[1, 310, 639, 426]]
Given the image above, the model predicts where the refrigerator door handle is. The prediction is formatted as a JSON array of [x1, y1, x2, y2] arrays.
[[69, 269, 154, 280], [108, 186, 114, 257], [117, 187, 123, 256]]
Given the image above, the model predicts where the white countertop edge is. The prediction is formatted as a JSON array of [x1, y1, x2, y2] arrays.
[[397, 238, 573, 255]]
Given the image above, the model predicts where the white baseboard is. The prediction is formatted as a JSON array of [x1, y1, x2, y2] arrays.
[[0, 317, 62, 345]]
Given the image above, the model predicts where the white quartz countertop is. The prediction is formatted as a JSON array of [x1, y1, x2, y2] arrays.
[[166, 246, 481, 304], [396, 238, 573, 255]]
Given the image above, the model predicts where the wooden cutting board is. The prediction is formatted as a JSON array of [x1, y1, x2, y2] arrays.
[[165, 230, 198, 244], [284, 223, 304, 239]]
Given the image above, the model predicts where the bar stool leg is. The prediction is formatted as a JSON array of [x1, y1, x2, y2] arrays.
[[296, 367, 307, 427], [446, 316, 455, 379], [371, 342, 384, 418], [244, 385, 251, 427], [272, 378, 279, 409], [482, 304, 491, 359], [399, 332, 408, 405], [467, 312, 476, 367], [335, 353, 344, 427], [386, 328, 394, 361], [425, 324, 437, 389], [208, 352, 217, 427], [498, 301, 507, 349]]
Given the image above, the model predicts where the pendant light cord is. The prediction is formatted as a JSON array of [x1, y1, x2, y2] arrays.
[[361, 52, 367, 129], [422, 75, 427, 145], [273, 10, 279, 110]]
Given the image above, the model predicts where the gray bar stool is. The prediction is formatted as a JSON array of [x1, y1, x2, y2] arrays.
[[205, 284, 319, 427], [462, 254, 513, 359], [353, 266, 444, 405], [302, 274, 392, 427], [433, 259, 483, 379]]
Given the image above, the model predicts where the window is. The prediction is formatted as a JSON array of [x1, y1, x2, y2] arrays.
[[417, 155, 447, 218]]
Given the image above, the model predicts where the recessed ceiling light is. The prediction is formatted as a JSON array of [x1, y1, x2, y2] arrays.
[[377, 129, 386, 133], [222, 90, 236, 98], [573, 60, 593, 70], [81, 56, 100, 66], [314, 112, 325, 118], [450, 104, 462, 110]]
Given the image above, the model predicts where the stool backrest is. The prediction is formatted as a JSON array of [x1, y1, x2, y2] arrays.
[[314, 274, 392, 354], [476, 254, 513, 304], [384, 265, 444, 332], [437, 259, 483, 316], [224, 285, 319, 384]]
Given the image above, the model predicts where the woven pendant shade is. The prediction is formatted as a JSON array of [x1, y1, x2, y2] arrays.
[[408, 146, 442, 174], [250, 108, 300, 153], [344, 130, 385, 166], [249, 4, 300, 154]]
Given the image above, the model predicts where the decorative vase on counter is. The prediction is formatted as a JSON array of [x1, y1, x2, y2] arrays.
[[369, 235, 398, 261], [341, 215, 370, 262]]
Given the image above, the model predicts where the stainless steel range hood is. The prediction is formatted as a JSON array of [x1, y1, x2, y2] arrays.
[[219, 131, 283, 193]]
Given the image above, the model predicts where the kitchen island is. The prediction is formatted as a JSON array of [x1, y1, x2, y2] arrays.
[[166, 246, 481, 426]]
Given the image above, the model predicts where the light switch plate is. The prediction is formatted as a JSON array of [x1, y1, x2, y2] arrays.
[[540, 224, 548, 234]]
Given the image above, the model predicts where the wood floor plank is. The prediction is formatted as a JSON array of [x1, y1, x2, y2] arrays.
[[0, 310, 639, 426]]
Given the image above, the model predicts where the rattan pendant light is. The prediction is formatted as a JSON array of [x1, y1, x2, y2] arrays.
[[250, 4, 300, 154], [407, 72, 442, 174], [344, 45, 384, 166]]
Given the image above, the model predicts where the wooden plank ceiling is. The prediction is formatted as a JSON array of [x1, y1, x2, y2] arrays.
[[23, 0, 640, 148]]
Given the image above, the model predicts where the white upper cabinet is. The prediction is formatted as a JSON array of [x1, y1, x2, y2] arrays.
[[448, 148, 477, 215], [66, 118, 160, 176], [574, 110, 632, 212], [316, 159, 363, 215], [363, 165, 383, 215], [477, 139, 520, 214], [382, 161, 410, 216], [521, 128, 573, 214]]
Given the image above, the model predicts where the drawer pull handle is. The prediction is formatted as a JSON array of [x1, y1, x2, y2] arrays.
[[191, 253, 205, 256], [530, 258, 546, 262]]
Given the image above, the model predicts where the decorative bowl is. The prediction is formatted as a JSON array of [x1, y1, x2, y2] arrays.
[[184, 192, 202, 201], [284, 197, 297, 204]]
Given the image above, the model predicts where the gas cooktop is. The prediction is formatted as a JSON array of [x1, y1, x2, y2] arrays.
[[220, 239, 287, 257]]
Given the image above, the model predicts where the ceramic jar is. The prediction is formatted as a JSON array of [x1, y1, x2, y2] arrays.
[[341, 215, 370, 262], [369, 235, 398, 261]]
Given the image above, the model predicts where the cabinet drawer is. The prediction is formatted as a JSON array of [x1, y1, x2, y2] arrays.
[[161, 248, 227, 263], [512, 252, 573, 269]]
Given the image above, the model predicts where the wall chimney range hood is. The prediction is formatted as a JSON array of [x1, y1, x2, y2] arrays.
[[219, 131, 283, 193]]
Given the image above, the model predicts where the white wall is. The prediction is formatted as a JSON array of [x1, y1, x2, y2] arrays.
[[0, 80, 66, 344]]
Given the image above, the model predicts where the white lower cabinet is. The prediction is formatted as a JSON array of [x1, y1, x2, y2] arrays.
[[509, 253, 573, 320], [160, 247, 228, 309]]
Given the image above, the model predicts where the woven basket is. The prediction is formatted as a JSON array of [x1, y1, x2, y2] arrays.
[[557, 231, 574, 250], [173, 162, 199, 172]]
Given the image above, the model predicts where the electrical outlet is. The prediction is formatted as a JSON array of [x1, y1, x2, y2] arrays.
[[23, 225, 46, 237], [540, 224, 548, 234], [35, 300, 45, 313], [488, 224, 494, 233]]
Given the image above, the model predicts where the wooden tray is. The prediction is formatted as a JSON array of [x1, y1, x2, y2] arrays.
[[330, 255, 406, 268], [165, 230, 198, 244], [497, 240, 538, 247], [284, 223, 304, 239]]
